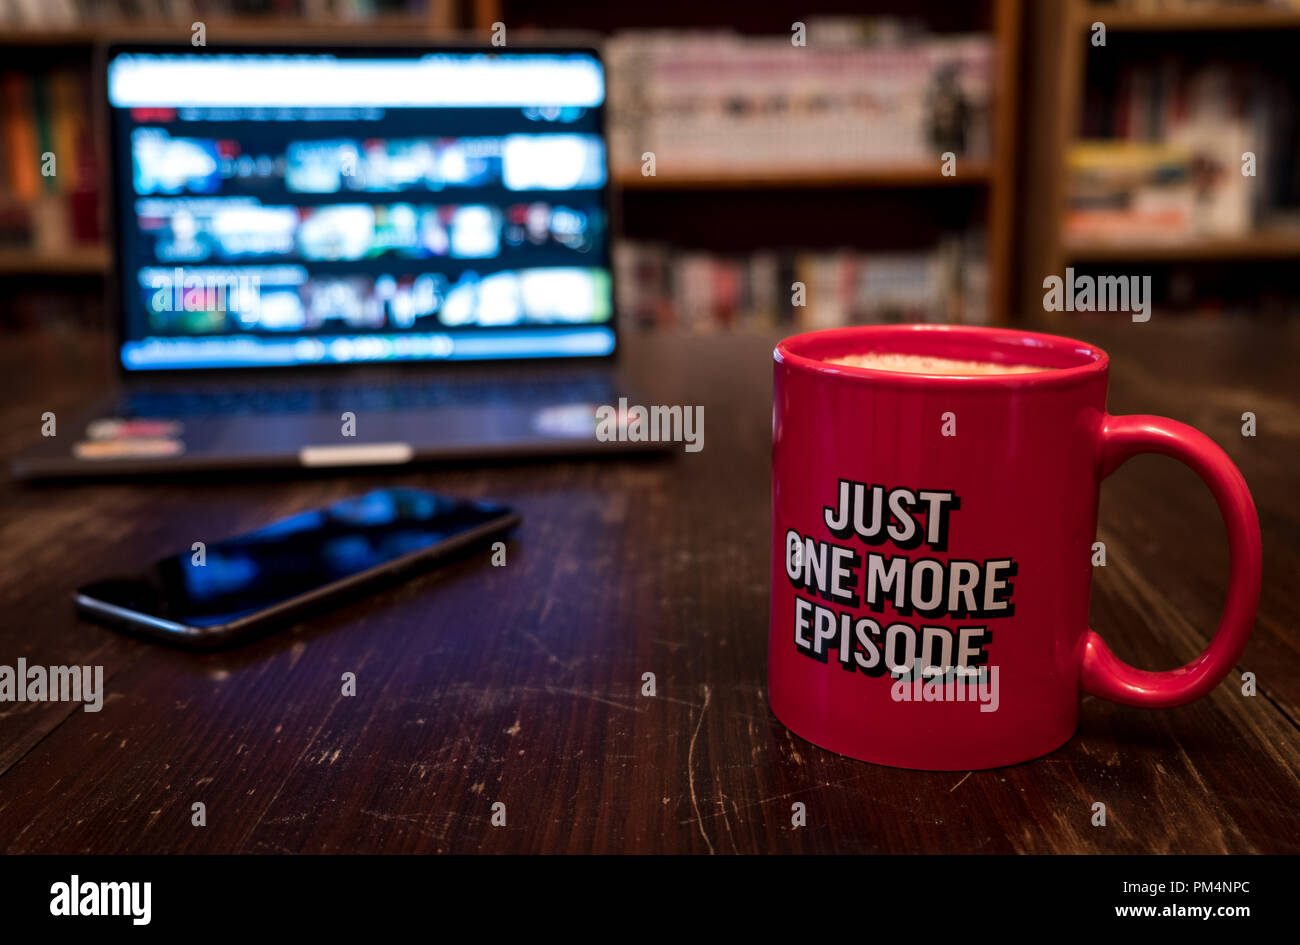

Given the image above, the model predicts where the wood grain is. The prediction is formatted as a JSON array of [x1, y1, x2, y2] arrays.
[[0, 321, 1296, 853]]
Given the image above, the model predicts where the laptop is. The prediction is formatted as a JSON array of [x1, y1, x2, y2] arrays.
[[13, 42, 661, 481]]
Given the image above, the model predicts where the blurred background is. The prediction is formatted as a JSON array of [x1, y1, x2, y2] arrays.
[[3, 0, 1300, 335]]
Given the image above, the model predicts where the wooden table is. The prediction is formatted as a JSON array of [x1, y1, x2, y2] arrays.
[[0, 320, 1296, 854]]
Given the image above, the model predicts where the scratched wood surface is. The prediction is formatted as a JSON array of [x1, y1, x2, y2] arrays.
[[0, 320, 1296, 854]]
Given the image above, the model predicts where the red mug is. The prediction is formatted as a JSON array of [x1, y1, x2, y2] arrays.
[[769, 325, 1262, 770]]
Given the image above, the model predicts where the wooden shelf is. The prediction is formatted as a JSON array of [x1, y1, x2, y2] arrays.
[[1065, 231, 1300, 262], [1082, 3, 1300, 32], [0, 15, 445, 45], [1023, 0, 1300, 319], [615, 163, 992, 191], [0, 246, 109, 275]]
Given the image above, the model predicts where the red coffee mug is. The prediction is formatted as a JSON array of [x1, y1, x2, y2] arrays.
[[769, 325, 1261, 770]]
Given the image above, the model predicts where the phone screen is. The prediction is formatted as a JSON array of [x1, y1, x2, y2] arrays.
[[78, 488, 514, 628]]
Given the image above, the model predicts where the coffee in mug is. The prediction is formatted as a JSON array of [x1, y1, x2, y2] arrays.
[[827, 351, 1049, 376]]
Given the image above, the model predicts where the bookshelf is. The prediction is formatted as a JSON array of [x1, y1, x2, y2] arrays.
[[0, 245, 108, 275], [1021, 0, 1300, 324], [0, 0, 1022, 332], [1083, 4, 1300, 32], [481, 0, 1023, 327], [613, 164, 995, 191], [0, 14, 453, 46], [1066, 230, 1300, 263], [0, 2, 456, 288]]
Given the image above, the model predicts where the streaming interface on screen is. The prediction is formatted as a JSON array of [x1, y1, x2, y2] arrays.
[[106, 50, 613, 370]]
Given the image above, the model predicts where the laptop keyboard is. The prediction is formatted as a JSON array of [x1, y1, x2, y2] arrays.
[[119, 375, 617, 419]]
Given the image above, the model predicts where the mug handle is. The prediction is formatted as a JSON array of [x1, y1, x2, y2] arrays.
[[1081, 414, 1262, 708]]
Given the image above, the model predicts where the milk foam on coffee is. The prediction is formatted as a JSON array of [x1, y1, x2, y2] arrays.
[[827, 352, 1049, 376]]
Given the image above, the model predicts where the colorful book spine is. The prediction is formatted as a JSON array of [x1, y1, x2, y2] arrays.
[[2, 73, 40, 201]]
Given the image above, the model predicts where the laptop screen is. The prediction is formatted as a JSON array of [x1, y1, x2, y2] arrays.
[[105, 47, 614, 371]]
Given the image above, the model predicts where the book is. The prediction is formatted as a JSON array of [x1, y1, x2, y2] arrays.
[[1069, 57, 1300, 243], [615, 237, 987, 333], [2, 73, 40, 201], [607, 25, 993, 178]]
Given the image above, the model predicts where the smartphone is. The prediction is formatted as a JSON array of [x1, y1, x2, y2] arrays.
[[75, 488, 519, 648]]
